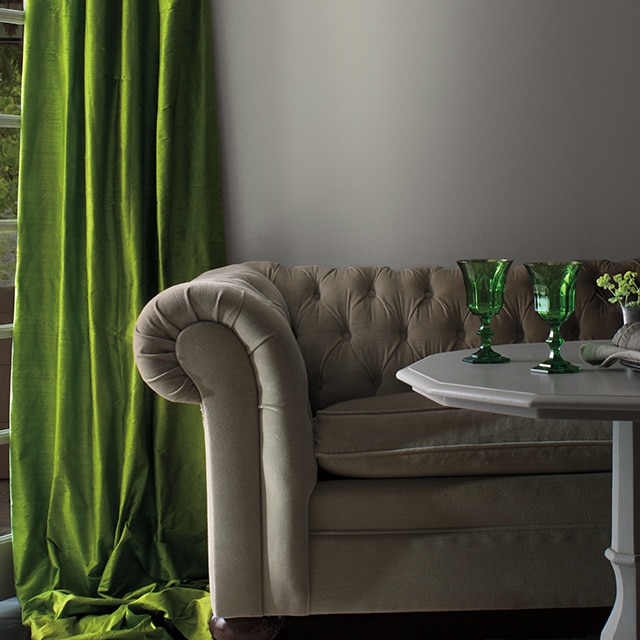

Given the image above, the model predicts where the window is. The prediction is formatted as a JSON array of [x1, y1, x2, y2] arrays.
[[0, 0, 23, 601]]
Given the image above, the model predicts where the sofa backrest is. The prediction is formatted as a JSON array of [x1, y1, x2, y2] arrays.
[[246, 259, 640, 411]]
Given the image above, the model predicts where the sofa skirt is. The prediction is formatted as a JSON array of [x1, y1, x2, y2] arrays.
[[306, 473, 614, 614]]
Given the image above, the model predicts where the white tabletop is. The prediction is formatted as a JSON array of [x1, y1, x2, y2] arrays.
[[397, 341, 640, 421]]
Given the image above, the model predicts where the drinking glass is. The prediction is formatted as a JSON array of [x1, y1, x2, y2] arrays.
[[457, 259, 512, 364], [525, 261, 582, 374]]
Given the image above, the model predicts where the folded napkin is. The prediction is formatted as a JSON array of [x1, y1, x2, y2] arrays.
[[580, 321, 640, 367]]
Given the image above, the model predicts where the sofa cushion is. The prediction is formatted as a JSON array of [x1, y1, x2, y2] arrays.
[[314, 392, 612, 478]]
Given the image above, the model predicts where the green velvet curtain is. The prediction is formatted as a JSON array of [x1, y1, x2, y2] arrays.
[[10, 1, 225, 638]]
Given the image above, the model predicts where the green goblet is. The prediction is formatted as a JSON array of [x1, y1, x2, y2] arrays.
[[457, 259, 512, 364], [525, 261, 582, 374]]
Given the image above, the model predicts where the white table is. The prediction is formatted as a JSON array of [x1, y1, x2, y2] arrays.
[[397, 341, 640, 640]]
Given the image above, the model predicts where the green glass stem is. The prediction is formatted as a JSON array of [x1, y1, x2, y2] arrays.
[[462, 313, 510, 364], [531, 323, 580, 374]]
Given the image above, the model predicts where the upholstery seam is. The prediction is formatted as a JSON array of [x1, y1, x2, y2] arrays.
[[309, 523, 609, 536], [315, 440, 613, 457]]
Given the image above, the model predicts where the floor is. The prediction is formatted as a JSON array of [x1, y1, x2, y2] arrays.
[[0, 598, 28, 639], [282, 610, 608, 639], [0, 478, 26, 639], [0, 482, 610, 639], [0, 602, 610, 640]]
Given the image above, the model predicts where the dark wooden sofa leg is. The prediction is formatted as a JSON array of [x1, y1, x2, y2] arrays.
[[210, 616, 285, 640]]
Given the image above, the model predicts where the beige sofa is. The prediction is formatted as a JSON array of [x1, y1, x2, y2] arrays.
[[133, 259, 639, 639]]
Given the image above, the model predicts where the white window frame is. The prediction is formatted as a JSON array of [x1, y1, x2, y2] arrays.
[[0, 2, 24, 602]]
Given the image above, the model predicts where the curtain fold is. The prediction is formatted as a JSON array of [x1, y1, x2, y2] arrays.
[[11, 1, 225, 638]]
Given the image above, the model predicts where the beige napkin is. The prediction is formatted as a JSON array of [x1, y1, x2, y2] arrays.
[[580, 322, 640, 367]]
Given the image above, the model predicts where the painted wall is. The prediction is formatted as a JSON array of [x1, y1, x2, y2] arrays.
[[211, 1, 640, 269]]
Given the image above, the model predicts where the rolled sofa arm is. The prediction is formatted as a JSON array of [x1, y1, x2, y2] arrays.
[[133, 264, 317, 617]]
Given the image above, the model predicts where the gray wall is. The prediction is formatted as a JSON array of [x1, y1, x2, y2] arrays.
[[211, 1, 640, 269]]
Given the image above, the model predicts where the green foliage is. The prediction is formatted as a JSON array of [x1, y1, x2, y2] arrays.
[[0, 229, 16, 286], [0, 39, 22, 285], [0, 41, 21, 223], [0, 128, 18, 219], [0, 40, 21, 116], [596, 271, 640, 307]]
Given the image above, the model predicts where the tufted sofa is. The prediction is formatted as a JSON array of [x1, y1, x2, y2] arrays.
[[133, 258, 640, 639]]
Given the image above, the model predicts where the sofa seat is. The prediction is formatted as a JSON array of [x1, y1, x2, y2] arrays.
[[314, 391, 612, 478]]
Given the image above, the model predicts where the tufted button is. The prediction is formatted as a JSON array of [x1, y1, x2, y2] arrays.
[[424, 291, 433, 300], [313, 292, 320, 301], [456, 330, 465, 339], [399, 331, 408, 340], [343, 332, 351, 341], [367, 290, 376, 298], [371, 377, 381, 388]]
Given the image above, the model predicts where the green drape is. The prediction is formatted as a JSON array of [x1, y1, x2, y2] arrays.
[[11, 1, 225, 638]]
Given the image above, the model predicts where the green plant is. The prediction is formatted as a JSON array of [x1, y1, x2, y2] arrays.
[[0, 39, 22, 117], [596, 271, 640, 307], [0, 229, 16, 286], [0, 41, 21, 221], [0, 38, 22, 286]]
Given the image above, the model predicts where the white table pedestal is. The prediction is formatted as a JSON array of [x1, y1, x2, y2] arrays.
[[601, 421, 640, 640]]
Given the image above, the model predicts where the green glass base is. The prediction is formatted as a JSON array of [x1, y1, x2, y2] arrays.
[[531, 360, 580, 374], [462, 349, 510, 364]]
